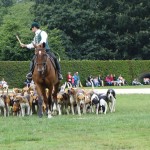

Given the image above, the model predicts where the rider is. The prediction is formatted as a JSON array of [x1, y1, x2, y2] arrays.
[[20, 22, 63, 80]]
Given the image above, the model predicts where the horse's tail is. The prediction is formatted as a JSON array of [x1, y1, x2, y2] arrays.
[[67, 82, 72, 88]]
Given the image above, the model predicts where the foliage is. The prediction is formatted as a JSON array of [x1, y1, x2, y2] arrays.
[[0, 60, 149, 88], [0, 1, 34, 61], [45, 27, 68, 60], [31, 0, 150, 60], [0, 0, 13, 7], [0, 0, 149, 61], [0, 0, 68, 61], [0, 61, 29, 88]]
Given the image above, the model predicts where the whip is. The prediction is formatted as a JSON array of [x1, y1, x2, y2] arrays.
[[16, 35, 22, 45]]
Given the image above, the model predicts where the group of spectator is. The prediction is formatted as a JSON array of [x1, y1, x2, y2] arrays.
[[132, 78, 143, 86], [66, 72, 80, 87], [143, 78, 150, 85], [105, 74, 126, 86], [86, 74, 126, 87], [132, 77, 150, 86], [86, 74, 104, 87]]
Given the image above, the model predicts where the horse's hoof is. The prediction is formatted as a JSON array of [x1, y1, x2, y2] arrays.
[[38, 114, 43, 118]]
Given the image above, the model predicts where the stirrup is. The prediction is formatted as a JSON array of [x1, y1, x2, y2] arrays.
[[58, 73, 63, 80], [26, 72, 32, 79]]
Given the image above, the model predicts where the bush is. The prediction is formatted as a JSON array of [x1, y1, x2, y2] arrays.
[[0, 60, 149, 88]]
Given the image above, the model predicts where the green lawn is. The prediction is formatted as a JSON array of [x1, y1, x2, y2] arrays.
[[0, 94, 150, 150], [90, 84, 150, 89]]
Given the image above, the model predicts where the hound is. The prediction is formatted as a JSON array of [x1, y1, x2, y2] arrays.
[[0, 95, 6, 117], [57, 91, 70, 115], [99, 98, 108, 114], [98, 89, 116, 113], [106, 89, 116, 113], [90, 93, 100, 114]]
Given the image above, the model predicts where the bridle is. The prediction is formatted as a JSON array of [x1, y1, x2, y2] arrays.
[[35, 48, 48, 75]]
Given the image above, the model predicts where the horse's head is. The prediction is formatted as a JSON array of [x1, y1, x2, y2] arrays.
[[34, 43, 47, 74]]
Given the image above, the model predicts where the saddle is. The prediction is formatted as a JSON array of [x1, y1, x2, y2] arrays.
[[47, 54, 56, 70], [33, 49, 57, 72]]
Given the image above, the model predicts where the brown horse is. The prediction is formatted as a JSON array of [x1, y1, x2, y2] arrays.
[[32, 44, 60, 118]]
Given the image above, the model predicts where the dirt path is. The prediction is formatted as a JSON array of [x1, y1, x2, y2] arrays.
[[93, 88, 150, 94], [1, 88, 150, 95]]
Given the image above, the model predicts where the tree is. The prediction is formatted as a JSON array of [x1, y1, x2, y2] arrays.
[[0, 1, 34, 61], [31, 0, 150, 60], [0, 0, 149, 60], [0, 0, 13, 7]]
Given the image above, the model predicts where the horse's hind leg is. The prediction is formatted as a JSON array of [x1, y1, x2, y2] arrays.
[[47, 87, 54, 118], [47, 96, 53, 118], [52, 82, 60, 115]]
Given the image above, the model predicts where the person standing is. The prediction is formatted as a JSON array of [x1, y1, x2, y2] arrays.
[[67, 72, 72, 84], [20, 22, 63, 80], [74, 72, 80, 87], [98, 74, 104, 86]]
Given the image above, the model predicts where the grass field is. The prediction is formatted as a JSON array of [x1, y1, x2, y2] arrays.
[[86, 84, 150, 89], [0, 94, 150, 150]]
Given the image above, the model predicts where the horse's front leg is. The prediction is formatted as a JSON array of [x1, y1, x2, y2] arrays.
[[36, 86, 47, 118]]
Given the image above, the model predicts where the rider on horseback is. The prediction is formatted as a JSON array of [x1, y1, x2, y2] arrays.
[[20, 22, 63, 80]]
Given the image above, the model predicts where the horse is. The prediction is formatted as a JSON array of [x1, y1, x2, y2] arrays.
[[32, 43, 60, 118]]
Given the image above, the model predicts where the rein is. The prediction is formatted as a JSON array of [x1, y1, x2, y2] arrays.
[[35, 48, 46, 51]]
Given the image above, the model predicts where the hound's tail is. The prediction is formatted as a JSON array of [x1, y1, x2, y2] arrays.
[[91, 81, 94, 90], [66, 82, 72, 88]]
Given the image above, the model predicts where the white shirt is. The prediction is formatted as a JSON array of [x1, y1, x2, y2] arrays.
[[26, 29, 48, 49]]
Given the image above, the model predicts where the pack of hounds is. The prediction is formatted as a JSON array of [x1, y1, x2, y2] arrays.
[[0, 82, 116, 117], [57, 82, 116, 116]]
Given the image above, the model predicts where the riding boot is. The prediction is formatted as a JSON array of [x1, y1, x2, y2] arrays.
[[54, 58, 63, 80], [26, 60, 34, 80], [47, 51, 63, 80]]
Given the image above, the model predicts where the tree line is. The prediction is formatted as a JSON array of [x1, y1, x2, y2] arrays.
[[0, 0, 149, 61]]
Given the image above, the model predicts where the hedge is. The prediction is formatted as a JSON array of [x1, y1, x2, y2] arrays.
[[0, 60, 150, 88]]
